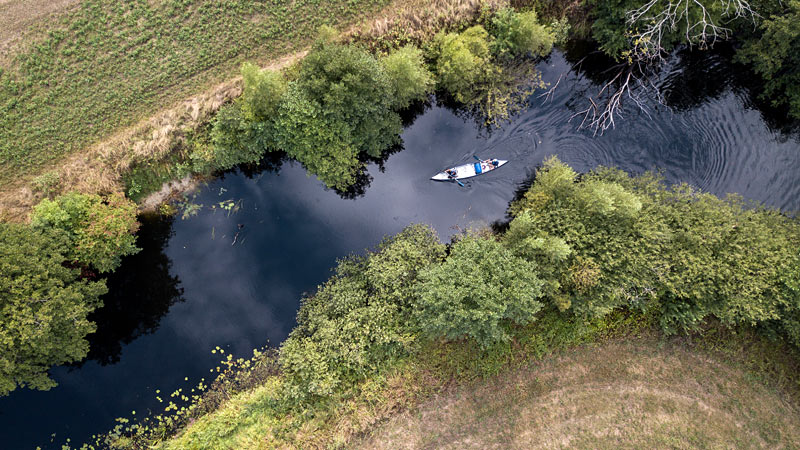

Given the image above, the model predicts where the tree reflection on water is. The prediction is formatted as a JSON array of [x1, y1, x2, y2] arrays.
[[76, 213, 184, 366]]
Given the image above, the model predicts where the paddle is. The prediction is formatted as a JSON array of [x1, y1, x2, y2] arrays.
[[453, 178, 465, 187], [473, 155, 481, 161]]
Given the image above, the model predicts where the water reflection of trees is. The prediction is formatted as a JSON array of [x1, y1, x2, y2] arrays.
[[77, 213, 184, 366], [560, 39, 799, 136]]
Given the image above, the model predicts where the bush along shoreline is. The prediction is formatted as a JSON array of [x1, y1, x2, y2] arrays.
[[125, 5, 560, 200], [90, 157, 800, 449]]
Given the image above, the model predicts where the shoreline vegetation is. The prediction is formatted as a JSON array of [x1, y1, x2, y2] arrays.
[[0, 0, 799, 448], [0, 0, 510, 222], [96, 158, 800, 449], [1, 0, 559, 401]]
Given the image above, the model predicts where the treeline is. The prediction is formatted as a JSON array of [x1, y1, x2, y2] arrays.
[[0, 193, 139, 395], [582, 0, 800, 119], [105, 159, 799, 448], [188, 7, 558, 191], [279, 157, 800, 404]]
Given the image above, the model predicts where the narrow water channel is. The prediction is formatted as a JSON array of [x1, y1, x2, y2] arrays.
[[1, 45, 798, 449]]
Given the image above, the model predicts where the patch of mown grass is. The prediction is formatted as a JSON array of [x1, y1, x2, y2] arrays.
[[120, 308, 800, 450], [357, 319, 800, 449], [0, 0, 392, 187]]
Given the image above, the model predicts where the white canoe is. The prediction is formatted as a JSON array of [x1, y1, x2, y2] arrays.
[[431, 159, 508, 181]]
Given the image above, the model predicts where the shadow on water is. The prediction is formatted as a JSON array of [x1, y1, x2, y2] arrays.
[[561, 39, 800, 137], [74, 214, 184, 366], [235, 150, 287, 180]]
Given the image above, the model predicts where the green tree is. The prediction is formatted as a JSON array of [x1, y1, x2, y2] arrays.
[[434, 25, 493, 104], [274, 84, 362, 190], [272, 40, 403, 189], [736, 0, 800, 119], [240, 62, 287, 122], [507, 157, 800, 338], [0, 224, 107, 395], [280, 225, 444, 400], [380, 45, 434, 109], [201, 102, 274, 172], [415, 236, 545, 348], [506, 157, 662, 318], [295, 40, 402, 158], [31, 192, 139, 273], [489, 8, 555, 58]]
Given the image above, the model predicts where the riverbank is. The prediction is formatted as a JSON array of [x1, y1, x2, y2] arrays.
[[126, 315, 800, 449], [93, 157, 800, 449], [0, 0, 498, 222]]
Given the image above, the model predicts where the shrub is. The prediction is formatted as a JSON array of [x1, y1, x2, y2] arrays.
[[380, 45, 434, 109], [31, 192, 140, 273], [203, 102, 274, 173], [434, 25, 493, 104], [280, 225, 444, 401], [0, 224, 107, 395], [415, 236, 545, 348], [489, 8, 555, 58], [240, 63, 287, 122]]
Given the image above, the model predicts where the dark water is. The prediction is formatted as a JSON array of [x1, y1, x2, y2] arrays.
[[1, 46, 799, 449]]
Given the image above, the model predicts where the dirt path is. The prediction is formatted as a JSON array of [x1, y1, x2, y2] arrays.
[[356, 338, 800, 449]]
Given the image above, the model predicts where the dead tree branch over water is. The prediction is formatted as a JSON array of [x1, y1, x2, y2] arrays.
[[570, 61, 666, 135], [626, 0, 758, 62], [548, 0, 759, 134]]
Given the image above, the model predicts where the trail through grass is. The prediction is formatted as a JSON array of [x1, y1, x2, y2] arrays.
[[0, 0, 391, 188]]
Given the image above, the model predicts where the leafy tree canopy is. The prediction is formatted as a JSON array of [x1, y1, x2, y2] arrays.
[[203, 102, 275, 173], [240, 62, 287, 123], [736, 0, 800, 119], [31, 192, 140, 273], [507, 157, 800, 339], [294, 39, 402, 158], [489, 8, 555, 58], [271, 39, 403, 190], [280, 225, 444, 400], [434, 25, 494, 105], [0, 224, 107, 395], [415, 236, 545, 348], [379, 45, 434, 109]]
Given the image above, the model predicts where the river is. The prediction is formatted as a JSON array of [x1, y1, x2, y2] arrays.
[[1, 44, 798, 449]]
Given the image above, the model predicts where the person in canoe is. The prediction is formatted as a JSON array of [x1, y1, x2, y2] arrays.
[[446, 169, 458, 179]]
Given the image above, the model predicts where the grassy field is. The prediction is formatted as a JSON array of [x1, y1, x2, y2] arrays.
[[124, 311, 800, 449], [358, 337, 800, 448], [0, 0, 392, 190]]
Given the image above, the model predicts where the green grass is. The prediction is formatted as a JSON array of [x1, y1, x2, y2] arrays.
[[0, 0, 392, 187], [102, 309, 800, 449]]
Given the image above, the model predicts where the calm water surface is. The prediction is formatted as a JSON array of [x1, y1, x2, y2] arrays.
[[1, 46, 798, 449]]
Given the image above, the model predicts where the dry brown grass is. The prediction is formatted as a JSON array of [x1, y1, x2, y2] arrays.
[[346, 0, 507, 49], [356, 337, 800, 449]]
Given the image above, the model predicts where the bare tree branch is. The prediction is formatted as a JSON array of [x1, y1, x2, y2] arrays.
[[626, 0, 758, 62]]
